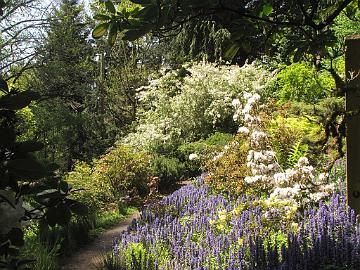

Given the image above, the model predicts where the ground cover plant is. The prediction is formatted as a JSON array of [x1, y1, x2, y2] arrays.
[[104, 175, 359, 270]]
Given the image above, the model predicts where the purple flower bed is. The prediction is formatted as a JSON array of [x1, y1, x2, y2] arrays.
[[110, 175, 360, 270]]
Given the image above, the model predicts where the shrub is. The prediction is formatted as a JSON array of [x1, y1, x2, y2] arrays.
[[207, 91, 334, 205], [177, 132, 234, 177], [22, 224, 60, 270], [65, 161, 106, 211], [275, 62, 334, 103], [93, 144, 150, 201], [150, 155, 185, 191], [267, 115, 322, 168], [66, 144, 151, 210], [205, 135, 250, 195], [123, 62, 274, 153]]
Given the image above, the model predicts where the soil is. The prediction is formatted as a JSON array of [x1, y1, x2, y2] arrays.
[[59, 212, 140, 270]]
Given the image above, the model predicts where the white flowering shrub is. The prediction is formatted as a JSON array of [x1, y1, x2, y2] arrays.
[[123, 62, 274, 152], [230, 91, 335, 206]]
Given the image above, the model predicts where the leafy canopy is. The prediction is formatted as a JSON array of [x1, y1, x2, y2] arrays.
[[93, 0, 359, 61]]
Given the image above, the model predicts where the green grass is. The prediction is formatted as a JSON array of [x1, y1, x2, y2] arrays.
[[21, 206, 138, 270], [22, 224, 61, 270], [90, 207, 138, 236]]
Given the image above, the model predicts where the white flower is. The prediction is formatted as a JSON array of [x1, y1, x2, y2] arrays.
[[231, 98, 241, 107], [318, 172, 329, 183], [243, 92, 252, 99], [252, 93, 261, 101], [251, 131, 267, 141], [233, 113, 239, 121], [189, 153, 199, 161], [244, 175, 262, 184], [238, 126, 249, 134], [273, 173, 287, 185], [242, 104, 252, 114], [297, 157, 309, 166], [244, 114, 254, 123], [270, 187, 299, 200]]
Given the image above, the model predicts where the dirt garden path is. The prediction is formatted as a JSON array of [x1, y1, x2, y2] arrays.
[[60, 212, 140, 270]]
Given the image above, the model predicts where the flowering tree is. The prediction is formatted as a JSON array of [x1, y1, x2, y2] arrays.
[[123, 62, 273, 152]]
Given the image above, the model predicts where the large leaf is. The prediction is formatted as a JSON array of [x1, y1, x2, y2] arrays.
[[133, 5, 159, 21], [0, 91, 40, 110], [59, 181, 71, 193], [92, 22, 110, 39], [16, 141, 44, 153], [105, 1, 116, 14], [0, 77, 8, 92], [260, 3, 273, 18], [68, 200, 89, 215], [93, 14, 112, 21], [0, 128, 16, 147], [130, 0, 153, 5], [46, 203, 71, 227], [108, 21, 118, 46], [122, 28, 149, 41], [5, 158, 47, 180], [35, 189, 59, 198], [7, 228, 24, 247], [224, 43, 240, 61], [0, 193, 16, 209]]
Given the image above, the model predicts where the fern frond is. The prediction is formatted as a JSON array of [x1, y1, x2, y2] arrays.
[[287, 140, 309, 168]]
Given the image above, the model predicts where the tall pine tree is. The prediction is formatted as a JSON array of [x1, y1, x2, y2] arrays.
[[30, 0, 99, 171]]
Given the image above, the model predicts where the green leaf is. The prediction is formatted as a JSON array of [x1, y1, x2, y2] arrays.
[[0, 77, 9, 92], [105, 1, 116, 14], [46, 203, 72, 227], [93, 14, 112, 21], [108, 21, 118, 46], [0, 193, 16, 209], [0, 91, 40, 110], [92, 22, 110, 39], [68, 200, 89, 215], [35, 189, 60, 199], [122, 28, 149, 41], [224, 43, 240, 61], [59, 181, 71, 193], [133, 5, 159, 21], [130, 0, 153, 5], [260, 3, 273, 17], [0, 128, 16, 147], [7, 228, 24, 247], [6, 158, 47, 180], [16, 141, 44, 153]]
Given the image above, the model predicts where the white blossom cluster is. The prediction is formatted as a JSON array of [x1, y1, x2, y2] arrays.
[[231, 92, 335, 205], [124, 62, 273, 151]]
